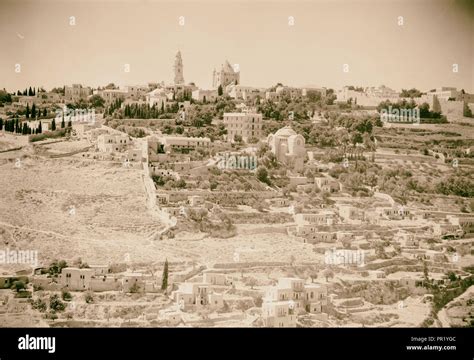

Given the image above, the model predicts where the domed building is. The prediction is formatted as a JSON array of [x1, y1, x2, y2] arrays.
[[267, 126, 306, 172]]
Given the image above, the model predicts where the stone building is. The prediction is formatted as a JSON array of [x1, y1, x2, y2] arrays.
[[223, 112, 263, 142], [267, 126, 306, 172], [213, 60, 240, 89]]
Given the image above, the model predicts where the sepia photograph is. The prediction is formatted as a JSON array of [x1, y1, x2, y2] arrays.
[[0, 0, 473, 357]]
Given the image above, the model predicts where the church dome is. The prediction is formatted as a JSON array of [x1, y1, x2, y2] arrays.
[[274, 126, 297, 138]]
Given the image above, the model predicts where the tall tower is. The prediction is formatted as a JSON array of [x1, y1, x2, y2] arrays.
[[174, 51, 185, 85]]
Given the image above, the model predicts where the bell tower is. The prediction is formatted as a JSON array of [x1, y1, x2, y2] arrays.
[[174, 51, 185, 85]]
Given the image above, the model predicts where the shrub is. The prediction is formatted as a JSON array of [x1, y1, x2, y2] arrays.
[[129, 283, 141, 294], [49, 294, 66, 312], [84, 291, 94, 304], [31, 298, 47, 312], [61, 290, 73, 301], [29, 129, 67, 142]]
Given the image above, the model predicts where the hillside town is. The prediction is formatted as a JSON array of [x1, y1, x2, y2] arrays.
[[0, 50, 473, 328]]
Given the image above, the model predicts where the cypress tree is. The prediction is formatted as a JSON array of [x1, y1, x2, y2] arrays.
[[26, 104, 30, 119], [31, 103, 36, 118], [22, 122, 27, 135], [61, 116, 65, 128], [161, 259, 168, 291], [43, 108, 47, 117], [38, 121, 42, 133], [0, 118, 3, 130], [28, 87, 33, 96], [51, 118, 56, 131]]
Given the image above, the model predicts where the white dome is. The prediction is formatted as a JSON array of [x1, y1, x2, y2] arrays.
[[274, 126, 297, 138]]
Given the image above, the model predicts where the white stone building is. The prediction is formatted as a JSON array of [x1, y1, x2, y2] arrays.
[[173, 282, 224, 310], [192, 89, 218, 103], [146, 88, 168, 109], [267, 126, 306, 172], [262, 277, 328, 327]]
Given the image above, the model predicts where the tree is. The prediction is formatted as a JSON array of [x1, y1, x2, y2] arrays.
[[89, 94, 105, 108], [323, 268, 334, 282], [432, 95, 441, 114], [447, 272, 457, 282], [247, 277, 258, 290], [48, 259, 67, 275], [28, 86, 33, 96], [161, 259, 169, 291], [218, 85, 223, 96], [37, 121, 42, 134], [256, 166, 271, 185], [31, 103, 36, 118], [233, 134, 242, 142], [26, 103, 30, 119], [13, 280, 26, 292], [51, 118, 56, 131], [423, 261, 430, 287], [400, 88, 422, 98], [61, 115, 65, 129]]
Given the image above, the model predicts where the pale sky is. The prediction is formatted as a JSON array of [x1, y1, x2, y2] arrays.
[[1, 0, 473, 92]]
